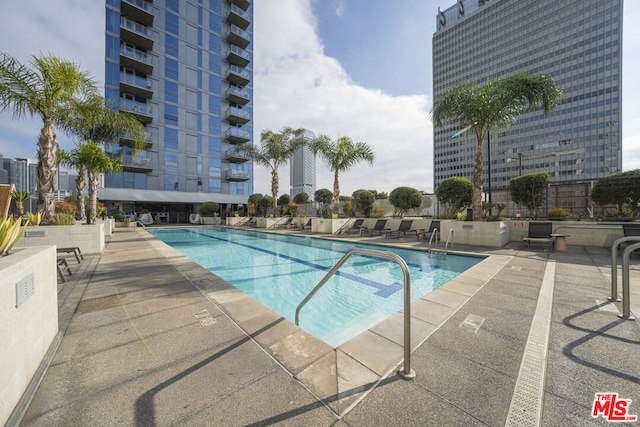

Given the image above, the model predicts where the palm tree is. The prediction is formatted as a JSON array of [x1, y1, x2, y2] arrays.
[[61, 142, 122, 224], [431, 71, 563, 221], [236, 127, 305, 214], [9, 191, 30, 217], [431, 72, 562, 221], [309, 135, 375, 215], [0, 52, 99, 222], [60, 94, 144, 224]]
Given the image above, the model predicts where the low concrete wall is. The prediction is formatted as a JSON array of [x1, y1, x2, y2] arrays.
[[510, 221, 626, 248], [15, 223, 105, 254], [441, 220, 511, 247], [0, 246, 58, 425], [312, 218, 350, 234]]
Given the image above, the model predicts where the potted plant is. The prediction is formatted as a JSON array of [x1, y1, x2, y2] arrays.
[[9, 191, 30, 223]]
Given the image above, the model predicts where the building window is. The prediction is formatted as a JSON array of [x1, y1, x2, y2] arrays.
[[165, 127, 178, 149], [165, 58, 179, 80], [165, 81, 178, 104], [166, 35, 179, 58], [165, 104, 179, 126], [166, 12, 179, 35]]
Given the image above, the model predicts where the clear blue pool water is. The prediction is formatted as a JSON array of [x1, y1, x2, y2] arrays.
[[149, 227, 482, 347]]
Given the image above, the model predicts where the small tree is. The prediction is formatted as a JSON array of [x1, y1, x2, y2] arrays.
[[342, 200, 353, 218], [278, 194, 291, 215], [315, 188, 333, 218], [591, 170, 640, 219], [436, 177, 472, 219], [199, 202, 219, 217], [389, 186, 422, 218], [292, 192, 309, 205], [9, 191, 30, 217], [509, 172, 550, 219], [352, 189, 375, 217], [257, 196, 273, 217]]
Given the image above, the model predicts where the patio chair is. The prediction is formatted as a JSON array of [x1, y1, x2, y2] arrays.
[[275, 217, 294, 229], [362, 219, 388, 237], [386, 219, 414, 238], [189, 213, 201, 224], [418, 220, 440, 242], [140, 212, 154, 225], [345, 219, 365, 234], [292, 218, 312, 230], [523, 222, 553, 250], [246, 217, 257, 227], [621, 223, 640, 257]]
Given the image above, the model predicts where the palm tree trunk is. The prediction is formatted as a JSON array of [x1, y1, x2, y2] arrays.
[[333, 170, 340, 215], [75, 170, 86, 222], [87, 171, 99, 224], [472, 132, 484, 221], [271, 168, 279, 215], [37, 117, 58, 223]]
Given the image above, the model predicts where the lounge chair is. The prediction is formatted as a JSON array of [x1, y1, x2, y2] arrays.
[[523, 222, 553, 250], [621, 223, 640, 256], [189, 213, 201, 224], [275, 217, 294, 229], [386, 219, 414, 238], [362, 219, 388, 237], [418, 220, 440, 242], [246, 217, 257, 227], [291, 218, 312, 230], [345, 219, 365, 234]]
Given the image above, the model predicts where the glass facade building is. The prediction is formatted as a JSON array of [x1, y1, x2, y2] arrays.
[[290, 128, 316, 202], [102, 0, 253, 217], [432, 0, 623, 192]]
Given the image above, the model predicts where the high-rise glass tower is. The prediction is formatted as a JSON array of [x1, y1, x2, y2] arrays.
[[290, 128, 316, 201], [433, 0, 622, 193], [103, 0, 253, 219]]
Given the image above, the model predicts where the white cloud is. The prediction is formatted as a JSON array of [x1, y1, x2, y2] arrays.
[[253, 0, 433, 198]]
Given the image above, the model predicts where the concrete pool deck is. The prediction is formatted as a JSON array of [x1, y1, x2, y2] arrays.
[[16, 226, 640, 426]]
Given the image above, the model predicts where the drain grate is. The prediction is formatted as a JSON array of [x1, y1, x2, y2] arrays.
[[505, 259, 555, 427]]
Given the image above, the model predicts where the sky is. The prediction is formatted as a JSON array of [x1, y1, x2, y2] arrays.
[[0, 0, 638, 198]]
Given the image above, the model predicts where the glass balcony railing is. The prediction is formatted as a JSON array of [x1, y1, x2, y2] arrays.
[[227, 44, 250, 62], [121, 16, 150, 38], [120, 73, 151, 90], [119, 98, 152, 116], [227, 106, 250, 121], [120, 45, 151, 65], [225, 147, 249, 161], [225, 169, 251, 180], [228, 64, 250, 80], [229, 4, 250, 21], [226, 86, 249, 100], [226, 127, 250, 140], [122, 0, 152, 13]]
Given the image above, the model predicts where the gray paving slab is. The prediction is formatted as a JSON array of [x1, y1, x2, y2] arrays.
[[17, 226, 640, 426]]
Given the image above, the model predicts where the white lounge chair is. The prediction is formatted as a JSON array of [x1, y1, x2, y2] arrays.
[[189, 213, 201, 224]]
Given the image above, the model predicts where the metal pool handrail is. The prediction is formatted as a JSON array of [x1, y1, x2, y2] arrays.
[[620, 242, 640, 320], [294, 248, 416, 380], [428, 228, 438, 252], [609, 236, 640, 302]]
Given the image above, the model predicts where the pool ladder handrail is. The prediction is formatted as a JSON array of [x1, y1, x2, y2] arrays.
[[294, 248, 416, 380], [609, 236, 640, 302], [429, 228, 454, 255], [617, 241, 640, 320]]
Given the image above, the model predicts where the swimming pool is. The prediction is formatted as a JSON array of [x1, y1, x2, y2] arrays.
[[149, 227, 482, 347]]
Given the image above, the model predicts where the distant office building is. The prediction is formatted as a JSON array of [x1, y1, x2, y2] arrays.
[[433, 0, 623, 195], [103, 0, 253, 220], [0, 154, 8, 184], [290, 128, 316, 201], [2, 157, 37, 194]]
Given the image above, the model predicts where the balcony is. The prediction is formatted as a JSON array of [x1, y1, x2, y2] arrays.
[[225, 86, 250, 105], [120, 16, 153, 51], [226, 106, 250, 125], [119, 98, 153, 123], [119, 131, 152, 148], [226, 64, 250, 87], [225, 169, 251, 181], [225, 147, 250, 163], [226, 127, 251, 143], [120, 73, 153, 99], [227, 4, 250, 30], [226, 24, 250, 49], [226, 44, 250, 68], [122, 157, 153, 173], [121, 0, 153, 26], [120, 45, 153, 74], [229, 0, 250, 11]]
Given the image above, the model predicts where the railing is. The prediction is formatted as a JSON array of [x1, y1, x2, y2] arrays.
[[228, 3, 250, 21], [120, 45, 151, 65], [444, 228, 454, 253], [428, 228, 438, 252], [295, 248, 416, 380], [121, 16, 150, 37], [608, 236, 640, 302], [120, 72, 151, 89], [119, 99, 152, 116], [227, 44, 250, 61], [226, 127, 250, 140], [122, 0, 153, 13], [619, 242, 640, 320], [228, 64, 250, 80]]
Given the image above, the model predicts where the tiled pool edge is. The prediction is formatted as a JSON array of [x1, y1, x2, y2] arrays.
[[141, 229, 511, 416]]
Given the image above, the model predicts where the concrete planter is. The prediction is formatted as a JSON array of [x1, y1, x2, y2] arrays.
[[443, 220, 512, 247], [510, 220, 626, 248], [312, 218, 350, 234], [0, 246, 58, 425], [15, 223, 105, 254], [200, 217, 221, 225]]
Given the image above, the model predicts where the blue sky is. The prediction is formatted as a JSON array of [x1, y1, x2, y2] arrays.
[[0, 0, 638, 197]]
